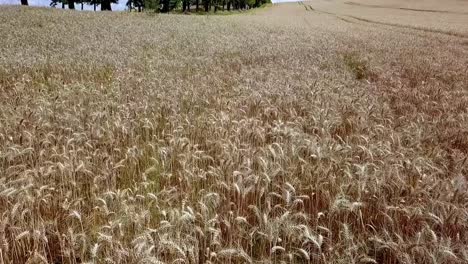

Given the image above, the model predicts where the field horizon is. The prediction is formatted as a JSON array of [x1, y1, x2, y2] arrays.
[[1, 1, 467, 263]]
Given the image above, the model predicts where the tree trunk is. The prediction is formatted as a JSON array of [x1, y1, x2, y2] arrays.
[[94, 3, 96, 10], [101, 0, 112, 10], [182, 0, 186, 12], [162, 0, 169, 12], [214, 4, 217, 12], [204, 0, 208, 12], [195, 0, 199, 11], [81, 2, 84, 9], [20, 0, 28, 5], [62, 2, 65, 8], [69, 0, 75, 9], [227, 0, 230, 10]]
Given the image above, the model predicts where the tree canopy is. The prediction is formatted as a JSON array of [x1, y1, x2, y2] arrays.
[[45, 0, 269, 12]]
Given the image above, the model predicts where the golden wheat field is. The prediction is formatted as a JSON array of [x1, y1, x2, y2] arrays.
[[0, 0, 468, 263]]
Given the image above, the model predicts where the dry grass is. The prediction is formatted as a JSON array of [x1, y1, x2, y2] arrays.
[[0, 2, 467, 263]]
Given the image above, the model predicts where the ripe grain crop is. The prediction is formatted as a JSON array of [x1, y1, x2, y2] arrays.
[[0, 1, 467, 263]]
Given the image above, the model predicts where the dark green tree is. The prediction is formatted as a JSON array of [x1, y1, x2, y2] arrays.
[[127, 0, 144, 11], [50, 0, 64, 8], [50, 0, 118, 11], [161, 0, 169, 12], [49, 0, 80, 9], [78, 0, 85, 10], [88, 0, 98, 10], [182, 0, 189, 12], [88, 0, 118, 11], [101, 0, 112, 10]]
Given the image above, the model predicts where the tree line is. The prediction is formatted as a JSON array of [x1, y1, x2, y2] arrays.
[[19, 0, 269, 12]]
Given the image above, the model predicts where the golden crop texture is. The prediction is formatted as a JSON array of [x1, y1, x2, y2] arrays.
[[0, 1, 467, 263]]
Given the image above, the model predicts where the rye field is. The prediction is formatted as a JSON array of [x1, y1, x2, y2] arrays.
[[0, 0, 467, 263]]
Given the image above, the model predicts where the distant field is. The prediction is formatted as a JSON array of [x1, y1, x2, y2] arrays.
[[347, 0, 468, 13], [0, 1, 467, 263], [303, 0, 468, 36]]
